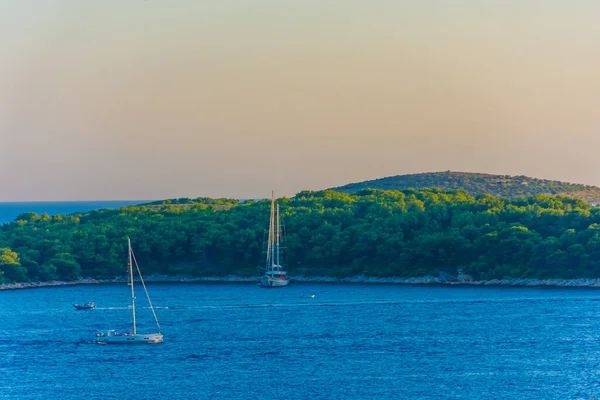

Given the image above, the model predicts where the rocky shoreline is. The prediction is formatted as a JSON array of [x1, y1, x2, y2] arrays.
[[4, 275, 600, 291], [0, 278, 101, 291]]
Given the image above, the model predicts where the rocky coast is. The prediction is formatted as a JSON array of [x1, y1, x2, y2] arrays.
[[4, 274, 600, 290]]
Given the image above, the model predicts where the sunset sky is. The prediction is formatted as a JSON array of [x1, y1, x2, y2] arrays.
[[1, 1, 599, 201]]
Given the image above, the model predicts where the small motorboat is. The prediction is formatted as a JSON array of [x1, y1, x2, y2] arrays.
[[74, 302, 96, 310]]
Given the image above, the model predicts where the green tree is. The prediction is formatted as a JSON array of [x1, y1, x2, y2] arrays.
[[0, 248, 27, 282]]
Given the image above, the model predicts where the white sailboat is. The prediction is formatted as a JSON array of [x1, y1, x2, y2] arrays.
[[259, 192, 290, 288], [95, 238, 163, 344]]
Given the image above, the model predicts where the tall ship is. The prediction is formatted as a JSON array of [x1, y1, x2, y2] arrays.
[[258, 192, 290, 288]]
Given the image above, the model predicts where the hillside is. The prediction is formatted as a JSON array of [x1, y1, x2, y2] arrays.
[[1, 189, 600, 283], [331, 171, 600, 202]]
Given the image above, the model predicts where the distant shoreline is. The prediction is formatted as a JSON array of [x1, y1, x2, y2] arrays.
[[0, 278, 102, 291], [4, 275, 600, 291]]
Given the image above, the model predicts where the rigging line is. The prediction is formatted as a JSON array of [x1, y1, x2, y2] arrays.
[[131, 251, 162, 333]]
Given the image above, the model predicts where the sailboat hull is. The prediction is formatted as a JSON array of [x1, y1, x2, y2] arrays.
[[95, 332, 163, 344], [259, 276, 290, 287]]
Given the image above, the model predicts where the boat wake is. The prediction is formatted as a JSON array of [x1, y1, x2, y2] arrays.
[[194, 300, 404, 310], [94, 306, 189, 310], [79, 340, 104, 345], [190, 296, 579, 310]]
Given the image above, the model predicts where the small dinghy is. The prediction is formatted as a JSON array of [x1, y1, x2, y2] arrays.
[[74, 302, 96, 310]]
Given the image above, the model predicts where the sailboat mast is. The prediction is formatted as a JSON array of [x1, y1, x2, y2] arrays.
[[276, 203, 280, 267], [269, 191, 275, 269], [128, 237, 137, 335]]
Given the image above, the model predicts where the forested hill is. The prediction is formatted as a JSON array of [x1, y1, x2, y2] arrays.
[[1, 189, 600, 283], [331, 172, 600, 202]]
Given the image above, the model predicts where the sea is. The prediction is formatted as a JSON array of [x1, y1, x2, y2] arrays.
[[0, 201, 150, 224], [1, 283, 600, 400]]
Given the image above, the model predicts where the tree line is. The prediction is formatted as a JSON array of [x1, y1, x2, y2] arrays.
[[1, 189, 599, 283]]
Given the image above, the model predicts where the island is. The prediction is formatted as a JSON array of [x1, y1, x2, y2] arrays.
[[2, 185, 600, 288]]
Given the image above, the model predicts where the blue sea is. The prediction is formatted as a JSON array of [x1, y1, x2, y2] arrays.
[[0, 201, 150, 224], [1, 283, 600, 399]]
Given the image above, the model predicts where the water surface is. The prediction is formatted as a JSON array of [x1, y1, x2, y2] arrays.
[[1, 283, 599, 399]]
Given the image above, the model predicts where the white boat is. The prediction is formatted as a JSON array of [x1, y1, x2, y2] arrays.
[[95, 238, 163, 344], [258, 192, 290, 288]]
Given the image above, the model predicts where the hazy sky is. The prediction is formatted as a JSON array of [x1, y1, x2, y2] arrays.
[[1, 1, 599, 201]]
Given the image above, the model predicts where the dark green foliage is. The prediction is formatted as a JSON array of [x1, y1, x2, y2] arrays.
[[1, 189, 599, 283], [332, 171, 600, 202]]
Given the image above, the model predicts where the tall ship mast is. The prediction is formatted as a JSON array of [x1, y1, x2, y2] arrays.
[[259, 191, 290, 288]]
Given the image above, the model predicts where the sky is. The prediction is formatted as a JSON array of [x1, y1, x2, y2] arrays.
[[1, 1, 599, 201]]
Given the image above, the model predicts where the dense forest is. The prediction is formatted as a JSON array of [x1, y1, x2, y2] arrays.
[[332, 171, 600, 202], [1, 189, 600, 283]]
